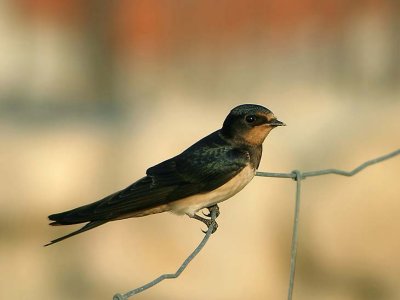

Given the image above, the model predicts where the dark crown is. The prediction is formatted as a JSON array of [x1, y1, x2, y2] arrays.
[[229, 104, 271, 116]]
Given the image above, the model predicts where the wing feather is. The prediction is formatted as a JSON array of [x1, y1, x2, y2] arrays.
[[49, 131, 250, 224]]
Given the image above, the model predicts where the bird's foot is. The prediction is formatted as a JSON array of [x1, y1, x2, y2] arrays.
[[191, 212, 218, 234], [203, 204, 220, 218]]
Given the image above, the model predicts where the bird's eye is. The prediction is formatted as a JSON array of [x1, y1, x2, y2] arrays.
[[245, 115, 257, 123]]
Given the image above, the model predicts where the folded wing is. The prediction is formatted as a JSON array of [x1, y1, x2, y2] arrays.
[[46, 132, 249, 245]]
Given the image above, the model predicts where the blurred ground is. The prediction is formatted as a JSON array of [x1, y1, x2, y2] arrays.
[[0, 1, 399, 300]]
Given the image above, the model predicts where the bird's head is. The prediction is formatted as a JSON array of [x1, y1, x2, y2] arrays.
[[221, 104, 285, 146]]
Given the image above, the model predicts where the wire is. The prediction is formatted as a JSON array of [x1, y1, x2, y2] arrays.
[[113, 148, 400, 299]]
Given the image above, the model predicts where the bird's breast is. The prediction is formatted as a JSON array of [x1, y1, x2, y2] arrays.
[[169, 164, 255, 216]]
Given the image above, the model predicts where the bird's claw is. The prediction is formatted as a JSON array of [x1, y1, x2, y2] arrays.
[[201, 219, 218, 234], [203, 204, 220, 218], [190, 207, 219, 234]]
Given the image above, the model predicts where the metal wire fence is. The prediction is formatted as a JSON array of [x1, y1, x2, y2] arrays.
[[113, 148, 400, 300]]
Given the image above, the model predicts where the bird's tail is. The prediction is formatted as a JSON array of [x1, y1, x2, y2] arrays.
[[44, 220, 107, 246], [45, 202, 109, 246]]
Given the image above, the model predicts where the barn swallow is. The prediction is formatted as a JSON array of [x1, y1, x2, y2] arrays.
[[46, 104, 285, 246]]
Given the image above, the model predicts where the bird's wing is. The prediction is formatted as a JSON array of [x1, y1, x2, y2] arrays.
[[95, 145, 250, 216], [49, 135, 250, 224], [152, 145, 251, 200], [46, 135, 250, 246]]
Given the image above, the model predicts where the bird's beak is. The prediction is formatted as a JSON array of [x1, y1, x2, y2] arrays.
[[269, 119, 286, 127]]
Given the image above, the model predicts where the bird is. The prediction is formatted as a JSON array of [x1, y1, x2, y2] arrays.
[[45, 104, 285, 246]]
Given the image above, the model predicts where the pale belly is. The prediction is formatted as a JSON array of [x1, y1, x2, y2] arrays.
[[168, 164, 255, 216]]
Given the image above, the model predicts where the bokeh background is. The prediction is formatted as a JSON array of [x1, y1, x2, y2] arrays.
[[1, 1, 399, 299]]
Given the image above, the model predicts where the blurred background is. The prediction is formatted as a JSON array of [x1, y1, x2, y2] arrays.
[[1, 0, 399, 299]]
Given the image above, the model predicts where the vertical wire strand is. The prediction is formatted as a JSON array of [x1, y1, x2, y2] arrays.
[[287, 170, 302, 300]]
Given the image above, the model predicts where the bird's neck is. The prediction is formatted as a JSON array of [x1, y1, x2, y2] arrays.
[[247, 144, 263, 170], [219, 131, 263, 170]]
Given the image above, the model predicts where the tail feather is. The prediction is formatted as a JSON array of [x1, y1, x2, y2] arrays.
[[44, 220, 107, 246], [46, 193, 122, 246], [46, 176, 165, 245], [48, 200, 104, 225]]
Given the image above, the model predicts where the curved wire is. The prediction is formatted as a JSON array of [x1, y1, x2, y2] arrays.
[[113, 148, 400, 300], [113, 207, 218, 300]]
